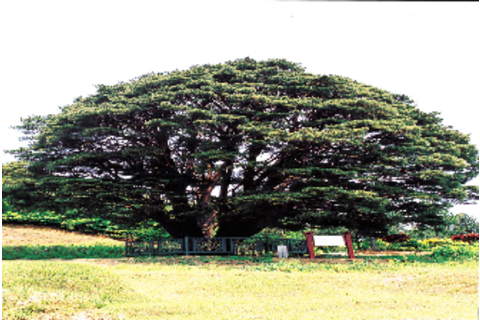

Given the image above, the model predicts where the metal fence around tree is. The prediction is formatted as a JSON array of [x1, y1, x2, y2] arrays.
[[125, 236, 307, 257]]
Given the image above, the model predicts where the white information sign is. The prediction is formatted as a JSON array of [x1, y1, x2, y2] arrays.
[[313, 235, 345, 246]]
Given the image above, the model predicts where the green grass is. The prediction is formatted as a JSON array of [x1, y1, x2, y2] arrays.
[[3, 258, 478, 320], [2, 243, 125, 260], [2, 225, 479, 319], [2, 261, 137, 319]]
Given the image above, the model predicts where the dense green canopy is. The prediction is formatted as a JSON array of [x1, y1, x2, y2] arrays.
[[5, 58, 478, 238]]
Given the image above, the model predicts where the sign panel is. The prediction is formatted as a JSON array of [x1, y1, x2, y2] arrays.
[[313, 235, 345, 246]]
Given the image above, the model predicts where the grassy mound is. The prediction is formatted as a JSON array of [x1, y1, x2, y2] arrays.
[[2, 224, 124, 260]]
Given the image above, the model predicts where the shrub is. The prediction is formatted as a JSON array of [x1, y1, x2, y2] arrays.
[[402, 239, 429, 251], [2, 199, 12, 212], [373, 239, 390, 250], [430, 242, 479, 261], [2, 208, 170, 240], [382, 233, 411, 243], [367, 238, 450, 252], [356, 239, 371, 251], [451, 233, 479, 244], [358, 238, 420, 251], [420, 238, 454, 248]]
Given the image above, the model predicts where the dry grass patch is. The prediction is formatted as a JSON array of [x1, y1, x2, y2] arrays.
[[2, 224, 123, 246]]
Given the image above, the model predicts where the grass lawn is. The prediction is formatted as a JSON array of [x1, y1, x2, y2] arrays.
[[3, 258, 478, 320], [2, 225, 479, 320]]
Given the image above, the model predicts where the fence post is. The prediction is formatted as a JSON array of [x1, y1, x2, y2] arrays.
[[303, 231, 315, 259], [341, 231, 355, 259], [185, 236, 189, 256], [265, 235, 270, 254], [125, 235, 129, 257]]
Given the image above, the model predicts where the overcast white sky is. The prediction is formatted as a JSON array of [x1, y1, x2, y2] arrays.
[[1, 1, 479, 218]]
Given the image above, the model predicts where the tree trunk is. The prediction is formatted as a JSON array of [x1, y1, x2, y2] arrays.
[[214, 218, 266, 237], [158, 216, 204, 238], [196, 212, 218, 238], [195, 164, 227, 238]]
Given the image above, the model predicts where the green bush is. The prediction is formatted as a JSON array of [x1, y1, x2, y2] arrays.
[[382, 233, 411, 243], [373, 239, 390, 250], [372, 241, 405, 251], [2, 198, 12, 212], [357, 239, 372, 251], [356, 238, 401, 251], [358, 238, 433, 252], [2, 208, 170, 240], [430, 243, 479, 261], [400, 239, 429, 251], [420, 238, 454, 248], [2, 209, 62, 225]]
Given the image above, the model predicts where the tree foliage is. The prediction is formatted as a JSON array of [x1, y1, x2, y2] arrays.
[[405, 212, 479, 239], [5, 58, 479, 238]]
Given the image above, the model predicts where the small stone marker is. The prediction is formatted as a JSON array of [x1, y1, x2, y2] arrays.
[[278, 245, 288, 258]]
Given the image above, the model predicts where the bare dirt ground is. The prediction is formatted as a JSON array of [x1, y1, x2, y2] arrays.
[[2, 224, 123, 246]]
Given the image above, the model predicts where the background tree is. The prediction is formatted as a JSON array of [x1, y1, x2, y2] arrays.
[[5, 58, 478, 238], [406, 212, 479, 239]]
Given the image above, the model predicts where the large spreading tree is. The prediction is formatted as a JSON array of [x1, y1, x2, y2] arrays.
[[5, 58, 478, 238]]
